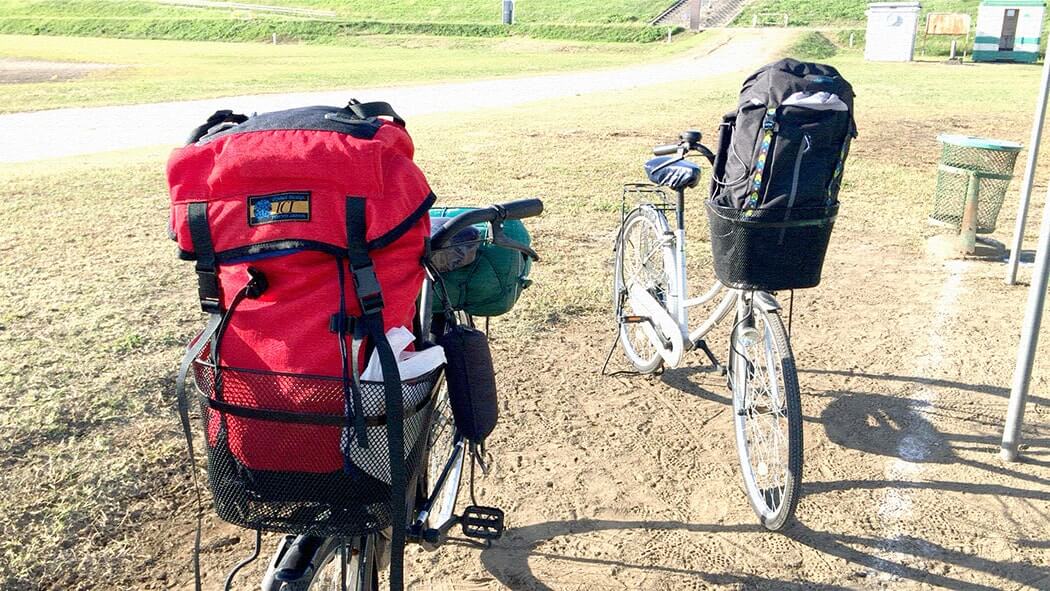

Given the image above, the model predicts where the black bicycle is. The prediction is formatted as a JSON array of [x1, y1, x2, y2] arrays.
[[259, 199, 543, 590]]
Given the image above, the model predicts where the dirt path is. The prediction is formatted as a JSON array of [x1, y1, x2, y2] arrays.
[[0, 29, 793, 163], [0, 58, 118, 84], [165, 243, 1050, 590], [8, 27, 1047, 591]]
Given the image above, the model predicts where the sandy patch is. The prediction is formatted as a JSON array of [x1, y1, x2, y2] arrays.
[[0, 58, 118, 84]]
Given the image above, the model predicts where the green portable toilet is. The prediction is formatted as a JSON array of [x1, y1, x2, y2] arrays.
[[973, 0, 1046, 63]]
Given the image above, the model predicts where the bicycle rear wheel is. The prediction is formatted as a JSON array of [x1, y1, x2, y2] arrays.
[[729, 301, 802, 531], [613, 206, 674, 373]]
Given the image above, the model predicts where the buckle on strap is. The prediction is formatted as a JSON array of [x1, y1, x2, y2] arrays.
[[196, 269, 222, 314], [762, 108, 778, 131], [352, 264, 384, 315]]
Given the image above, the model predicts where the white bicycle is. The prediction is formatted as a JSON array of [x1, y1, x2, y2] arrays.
[[611, 131, 802, 530]]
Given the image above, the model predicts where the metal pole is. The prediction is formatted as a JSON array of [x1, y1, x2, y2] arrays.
[[1006, 54, 1050, 285], [502, 0, 514, 25], [960, 172, 980, 254], [1001, 185, 1050, 461]]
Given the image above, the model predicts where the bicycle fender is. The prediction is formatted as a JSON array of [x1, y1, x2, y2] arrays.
[[752, 291, 783, 313], [628, 282, 684, 368]]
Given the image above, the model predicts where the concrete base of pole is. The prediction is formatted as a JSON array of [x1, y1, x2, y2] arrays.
[[926, 234, 1006, 261]]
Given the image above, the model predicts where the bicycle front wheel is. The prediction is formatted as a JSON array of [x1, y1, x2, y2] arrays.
[[729, 302, 802, 531], [422, 381, 462, 531], [308, 536, 379, 591], [613, 206, 675, 373]]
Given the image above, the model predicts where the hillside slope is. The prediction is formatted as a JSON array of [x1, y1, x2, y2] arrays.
[[0, 0, 680, 43], [0, 0, 671, 25]]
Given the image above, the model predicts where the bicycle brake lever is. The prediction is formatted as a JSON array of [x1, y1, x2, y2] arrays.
[[491, 222, 539, 262]]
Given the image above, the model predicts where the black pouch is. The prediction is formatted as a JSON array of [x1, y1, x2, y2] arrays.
[[437, 324, 498, 442]]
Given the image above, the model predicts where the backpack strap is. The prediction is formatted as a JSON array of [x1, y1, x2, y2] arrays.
[[346, 99, 406, 126], [179, 204, 268, 591], [187, 203, 222, 314], [745, 108, 778, 212], [344, 196, 409, 591], [174, 313, 220, 591], [827, 138, 851, 206], [185, 110, 248, 145]]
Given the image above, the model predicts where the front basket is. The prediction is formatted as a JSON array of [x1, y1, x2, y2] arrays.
[[193, 355, 442, 537], [706, 202, 839, 291]]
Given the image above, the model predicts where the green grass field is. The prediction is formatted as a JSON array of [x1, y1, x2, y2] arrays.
[[0, 31, 719, 113], [2, 39, 1048, 587], [0, 0, 677, 43], [0, 0, 671, 24]]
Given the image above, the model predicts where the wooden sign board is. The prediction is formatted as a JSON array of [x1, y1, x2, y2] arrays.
[[926, 13, 971, 36]]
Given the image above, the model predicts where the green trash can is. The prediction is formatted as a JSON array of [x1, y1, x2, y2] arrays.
[[930, 134, 1021, 234]]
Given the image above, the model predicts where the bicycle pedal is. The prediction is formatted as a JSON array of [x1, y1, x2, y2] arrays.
[[460, 505, 505, 540]]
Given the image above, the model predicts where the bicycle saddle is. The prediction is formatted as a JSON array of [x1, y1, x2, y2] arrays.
[[645, 156, 701, 191]]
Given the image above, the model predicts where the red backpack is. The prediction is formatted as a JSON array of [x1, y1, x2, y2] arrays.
[[169, 102, 435, 591]]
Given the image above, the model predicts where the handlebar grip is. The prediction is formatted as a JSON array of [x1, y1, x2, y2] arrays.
[[499, 198, 544, 220], [653, 144, 679, 156], [430, 199, 544, 250]]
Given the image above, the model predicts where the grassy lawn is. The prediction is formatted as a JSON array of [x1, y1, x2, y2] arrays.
[[0, 1, 677, 43], [260, 0, 670, 23], [0, 0, 671, 24], [2, 41, 1050, 589], [0, 31, 716, 113]]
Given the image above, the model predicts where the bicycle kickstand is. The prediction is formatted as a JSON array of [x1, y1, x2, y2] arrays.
[[694, 339, 727, 376]]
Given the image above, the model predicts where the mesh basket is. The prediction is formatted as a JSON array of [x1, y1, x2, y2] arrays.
[[193, 354, 441, 537], [930, 136, 1020, 233], [706, 203, 839, 291]]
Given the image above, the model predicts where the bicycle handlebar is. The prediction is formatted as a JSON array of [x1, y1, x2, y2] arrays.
[[653, 144, 679, 156], [430, 198, 544, 251], [652, 130, 716, 165]]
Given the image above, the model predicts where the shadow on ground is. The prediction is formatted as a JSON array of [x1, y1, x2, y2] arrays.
[[474, 516, 1050, 590]]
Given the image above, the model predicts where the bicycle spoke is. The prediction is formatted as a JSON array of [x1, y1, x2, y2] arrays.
[[736, 310, 793, 514]]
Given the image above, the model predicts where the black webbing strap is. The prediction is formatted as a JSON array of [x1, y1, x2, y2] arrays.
[[202, 386, 434, 427], [346, 99, 406, 126], [334, 258, 369, 450], [173, 271, 266, 591], [345, 196, 408, 591], [185, 109, 248, 145], [187, 203, 222, 314], [174, 313, 219, 591]]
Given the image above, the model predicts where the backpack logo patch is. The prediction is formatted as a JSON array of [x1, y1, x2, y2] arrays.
[[248, 192, 310, 225]]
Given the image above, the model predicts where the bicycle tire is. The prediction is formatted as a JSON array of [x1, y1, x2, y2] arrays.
[[729, 303, 802, 531], [306, 536, 379, 591], [613, 206, 675, 374], [420, 381, 462, 533]]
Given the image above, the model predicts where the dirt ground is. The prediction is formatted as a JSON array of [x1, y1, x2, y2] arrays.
[[2, 37, 1049, 591], [150, 88, 1049, 591], [0, 58, 116, 83], [159, 245, 1050, 590]]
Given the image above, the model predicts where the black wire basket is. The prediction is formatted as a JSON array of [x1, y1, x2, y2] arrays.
[[706, 202, 839, 291], [193, 352, 442, 537]]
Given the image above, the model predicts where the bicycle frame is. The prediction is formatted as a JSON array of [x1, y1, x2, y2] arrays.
[[640, 187, 781, 368], [411, 274, 466, 543]]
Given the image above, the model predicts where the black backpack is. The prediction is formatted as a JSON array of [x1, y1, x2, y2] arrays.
[[710, 59, 857, 210]]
